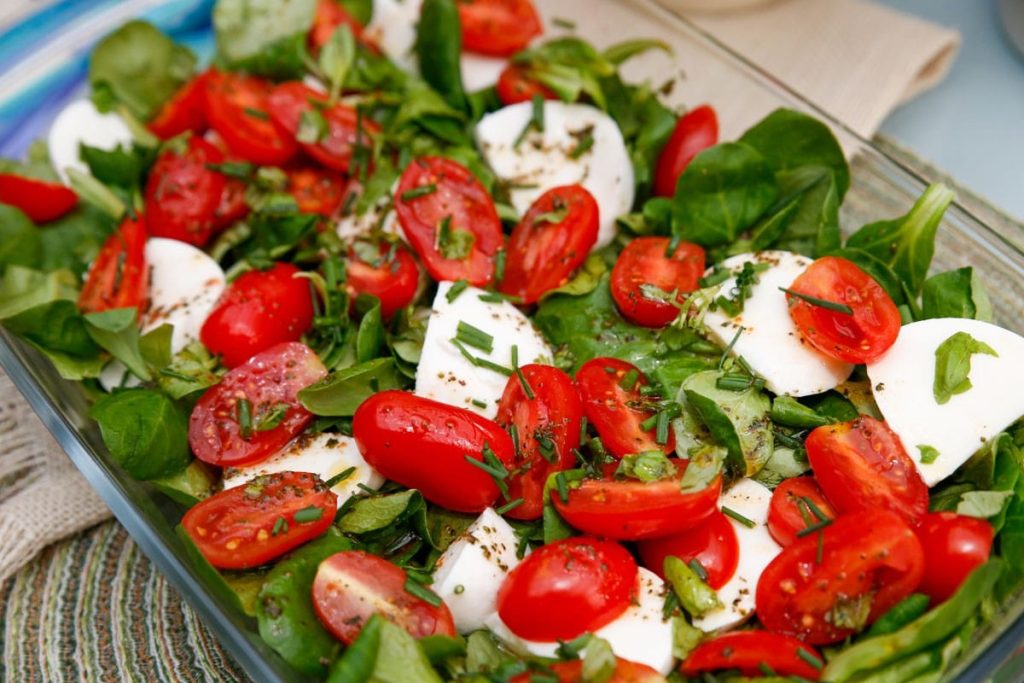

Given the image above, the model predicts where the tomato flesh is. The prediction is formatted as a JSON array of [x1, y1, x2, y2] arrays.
[[148, 72, 209, 139], [637, 510, 738, 588], [653, 104, 718, 198], [287, 167, 345, 217], [610, 237, 705, 328], [204, 71, 297, 166], [496, 65, 557, 105], [458, 0, 542, 56], [767, 475, 836, 547], [509, 659, 665, 683], [345, 241, 420, 320], [916, 511, 993, 603], [78, 215, 148, 315], [145, 136, 227, 247], [0, 173, 77, 223], [681, 631, 823, 680]]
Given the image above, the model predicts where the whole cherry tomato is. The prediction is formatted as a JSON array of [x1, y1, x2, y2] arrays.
[[458, 0, 542, 56], [767, 475, 836, 547], [144, 136, 227, 247], [0, 173, 77, 222], [204, 71, 297, 166], [637, 510, 739, 588], [78, 216, 148, 315], [682, 631, 823, 681], [610, 237, 705, 328], [653, 104, 718, 198], [916, 511, 993, 603]]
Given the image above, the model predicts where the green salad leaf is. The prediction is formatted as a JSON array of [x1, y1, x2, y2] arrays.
[[90, 389, 191, 480], [922, 267, 993, 322], [416, 0, 467, 111], [299, 357, 405, 416], [213, 0, 316, 79], [932, 331, 998, 405]]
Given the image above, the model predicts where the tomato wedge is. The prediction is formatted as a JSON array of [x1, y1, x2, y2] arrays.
[[144, 136, 227, 247], [148, 72, 210, 139], [499, 184, 599, 304], [0, 173, 77, 223], [610, 237, 705, 328], [916, 511, 993, 603], [509, 659, 665, 683], [287, 167, 346, 217], [345, 241, 420, 320], [637, 510, 739, 588], [681, 631, 824, 680], [78, 215, 148, 315], [394, 156, 504, 287], [188, 342, 327, 467], [309, 0, 366, 53], [458, 0, 542, 56], [653, 104, 719, 198], [182, 471, 335, 569], [496, 64, 557, 105], [767, 475, 836, 547], [204, 71, 297, 166]]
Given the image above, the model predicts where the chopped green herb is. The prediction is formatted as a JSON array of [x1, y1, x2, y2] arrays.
[[254, 402, 290, 432], [716, 373, 766, 392], [816, 529, 825, 564], [399, 183, 437, 201], [404, 576, 443, 607], [236, 398, 253, 439], [296, 108, 328, 144], [917, 444, 940, 464], [759, 662, 777, 676], [722, 505, 756, 528], [242, 106, 269, 121], [325, 467, 357, 489], [616, 451, 674, 482], [478, 291, 522, 304], [579, 417, 588, 443], [511, 345, 536, 399], [933, 331, 999, 404], [471, 398, 488, 409], [436, 215, 475, 261], [293, 506, 324, 523], [555, 471, 569, 503], [714, 261, 768, 316], [453, 584, 465, 595], [569, 129, 595, 159], [455, 320, 495, 353], [552, 16, 576, 29], [535, 429, 557, 463], [797, 648, 824, 671], [271, 516, 288, 536], [446, 280, 469, 303], [205, 161, 254, 179], [494, 247, 507, 284], [655, 409, 671, 445], [495, 498, 524, 515], [619, 369, 640, 391], [796, 518, 833, 537], [688, 558, 709, 582], [451, 339, 514, 376], [718, 327, 744, 369], [514, 94, 546, 148], [464, 443, 510, 497], [780, 287, 854, 315]]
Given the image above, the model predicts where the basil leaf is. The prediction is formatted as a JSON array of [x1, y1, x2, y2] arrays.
[[356, 298, 384, 363], [581, 636, 617, 682], [465, 631, 514, 672], [84, 307, 150, 381], [79, 143, 153, 190], [415, 0, 467, 112], [922, 267, 993, 322], [213, 0, 316, 80], [90, 388, 190, 479], [771, 395, 834, 429], [933, 331, 998, 405], [4, 299, 99, 364], [0, 205, 42, 273], [299, 357, 404, 416], [616, 450, 674, 482]]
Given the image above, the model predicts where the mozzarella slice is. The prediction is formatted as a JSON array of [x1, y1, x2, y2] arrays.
[[366, 0, 423, 73], [702, 251, 853, 397], [461, 53, 506, 92], [476, 101, 634, 249], [415, 281, 551, 418], [143, 238, 226, 354], [222, 432, 383, 506], [693, 478, 780, 633], [867, 318, 1024, 486], [48, 99, 134, 184], [432, 508, 523, 633]]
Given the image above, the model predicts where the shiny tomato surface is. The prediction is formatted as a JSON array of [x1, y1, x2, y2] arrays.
[[458, 0, 542, 56], [148, 72, 210, 139], [345, 241, 420, 320], [496, 64, 558, 105], [204, 71, 297, 166], [652, 104, 718, 198], [637, 510, 739, 588], [610, 237, 705, 328], [916, 511, 993, 603], [0, 173, 77, 222], [767, 475, 836, 547], [78, 216, 148, 315], [144, 136, 227, 247], [682, 631, 823, 680]]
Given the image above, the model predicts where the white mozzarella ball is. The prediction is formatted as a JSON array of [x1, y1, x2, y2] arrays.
[[366, 0, 423, 73], [461, 53, 506, 92], [143, 238, 226, 354], [48, 99, 134, 184]]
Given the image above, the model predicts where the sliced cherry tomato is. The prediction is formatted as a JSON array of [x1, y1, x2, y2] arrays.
[[148, 72, 210, 139], [499, 185, 599, 304], [767, 476, 836, 547], [0, 172, 77, 223], [78, 216, 148, 315], [496, 64, 557, 105], [312, 551, 456, 645], [610, 237, 705, 328], [181, 471, 335, 569], [756, 509, 925, 644], [576, 357, 673, 458], [916, 512, 993, 603], [681, 631, 823, 680], [345, 241, 420, 320], [200, 262, 316, 368], [188, 342, 326, 467], [204, 71, 297, 166], [144, 136, 227, 247], [495, 364, 584, 520], [807, 416, 928, 525], [309, 0, 365, 53], [637, 510, 738, 589], [786, 255, 901, 364], [213, 174, 249, 229], [394, 156, 504, 287], [287, 167, 345, 217], [509, 659, 665, 683], [352, 391, 516, 513], [458, 0, 542, 56], [653, 105, 719, 198], [496, 537, 637, 642]]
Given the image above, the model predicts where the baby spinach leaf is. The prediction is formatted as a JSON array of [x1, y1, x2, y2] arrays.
[[90, 388, 190, 479], [337, 489, 421, 534], [365, 618, 444, 683], [3, 300, 98, 358], [0, 266, 78, 319], [416, 0, 467, 112], [828, 247, 906, 306], [326, 612, 380, 683], [932, 331, 998, 405], [299, 357, 405, 416], [157, 342, 223, 399], [602, 75, 676, 201], [771, 395, 834, 429], [214, 0, 315, 79], [355, 298, 384, 363], [957, 490, 1014, 519], [0, 205, 42, 273], [751, 165, 840, 257], [151, 460, 217, 506], [664, 555, 722, 617], [84, 307, 150, 381], [922, 267, 993, 322]]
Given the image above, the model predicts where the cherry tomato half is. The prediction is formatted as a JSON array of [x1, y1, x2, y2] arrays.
[[204, 71, 297, 166], [916, 512, 993, 603], [767, 475, 836, 547], [345, 241, 420, 320], [637, 510, 738, 589], [756, 509, 925, 644], [309, 0, 366, 53], [807, 416, 928, 525], [509, 659, 665, 683], [496, 64, 557, 106], [287, 167, 346, 217], [148, 72, 210, 139], [78, 215, 148, 315], [352, 391, 516, 513], [188, 342, 327, 468], [681, 631, 823, 681], [496, 537, 637, 642], [652, 104, 719, 198], [786, 256, 901, 364], [458, 0, 542, 57], [0, 173, 77, 223], [312, 551, 456, 645], [499, 184, 599, 305], [144, 136, 227, 247], [182, 471, 336, 569], [610, 237, 705, 328]]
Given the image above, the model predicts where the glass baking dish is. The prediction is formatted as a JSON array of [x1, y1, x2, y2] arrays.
[[1, 0, 1023, 680]]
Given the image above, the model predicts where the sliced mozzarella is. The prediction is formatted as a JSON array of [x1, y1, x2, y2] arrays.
[[143, 238, 226, 354], [702, 251, 853, 397], [693, 478, 780, 633], [432, 508, 523, 633], [222, 432, 383, 506], [366, 0, 423, 73], [415, 281, 551, 418], [475, 101, 634, 249], [48, 99, 134, 184], [461, 53, 506, 92], [867, 318, 1024, 486]]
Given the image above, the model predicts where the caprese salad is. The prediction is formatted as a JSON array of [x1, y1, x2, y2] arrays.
[[1, 0, 1022, 681]]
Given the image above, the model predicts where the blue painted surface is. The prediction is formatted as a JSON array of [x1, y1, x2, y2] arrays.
[[877, 0, 1024, 220]]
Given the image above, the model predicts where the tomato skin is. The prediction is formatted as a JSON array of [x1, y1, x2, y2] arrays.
[[681, 631, 823, 680], [394, 156, 504, 287], [497, 537, 637, 642], [200, 262, 316, 369], [352, 391, 516, 513], [756, 509, 925, 644], [509, 659, 665, 683], [78, 215, 148, 315], [653, 105, 718, 198], [495, 364, 584, 520], [309, 0, 365, 52], [182, 471, 336, 569], [916, 512, 993, 603], [312, 551, 456, 645], [496, 64, 557, 105], [345, 242, 420, 320], [144, 136, 227, 247], [458, 0, 542, 56], [287, 167, 345, 217], [0, 173, 77, 223], [213, 175, 250, 229], [637, 510, 738, 588], [204, 71, 297, 166], [807, 416, 928, 525], [575, 357, 673, 458], [786, 256, 901, 364], [499, 185, 599, 304], [767, 476, 836, 547], [148, 72, 209, 139], [610, 237, 705, 328]]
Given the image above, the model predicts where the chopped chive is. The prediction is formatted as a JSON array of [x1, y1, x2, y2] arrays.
[[797, 648, 824, 671], [516, 530, 531, 559], [404, 577, 443, 607], [619, 369, 640, 391], [399, 183, 437, 201], [451, 339, 514, 376], [579, 417, 588, 443], [555, 472, 569, 503], [552, 16, 576, 29], [796, 518, 832, 537], [471, 398, 488, 409], [495, 498, 525, 515], [255, 402, 290, 432], [236, 398, 253, 439], [271, 516, 288, 536], [455, 320, 494, 353], [796, 498, 815, 528], [514, 94, 546, 147], [655, 410, 671, 445], [816, 530, 825, 564], [536, 431, 557, 463], [662, 589, 680, 619], [640, 413, 659, 431], [508, 424, 521, 456], [758, 662, 777, 676], [688, 558, 709, 582], [719, 326, 744, 369], [722, 506, 756, 528], [773, 430, 803, 450], [293, 506, 324, 523], [160, 368, 198, 382], [446, 279, 469, 303], [569, 130, 594, 159], [494, 247, 506, 284], [511, 345, 536, 399], [325, 467, 357, 489], [465, 444, 509, 497], [779, 287, 854, 315], [801, 496, 830, 523], [736, 356, 755, 377], [477, 291, 523, 304], [716, 373, 762, 392], [242, 106, 269, 120]]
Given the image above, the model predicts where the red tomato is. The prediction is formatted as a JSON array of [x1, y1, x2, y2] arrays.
[[188, 342, 326, 467], [610, 237, 705, 328], [144, 136, 227, 247], [786, 256, 901, 364], [496, 537, 637, 641], [756, 509, 925, 644], [495, 364, 584, 520], [575, 357, 673, 458], [200, 262, 316, 368], [352, 391, 516, 513], [312, 551, 455, 645], [78, 216, 148, 315], [458, 0, 542, 56], [213, 175, 249, 229], [916, 512, 993, 603], [509, 659, 665, 683], [496, 64, 557, 105], [499, 185, 599, 304], [309, 0, 365, 52], [807, 416, 928, 525], [287, 167, 345, 217], [148, 72, 210, 139], [767, 476, 836, 547], [0, 173, 77, 223], [204, 71, 297, 166], [345, 242, 420, 320], [681, 631, 823, 680], [394, 156, 504, 287], [181, 471, 335, 569], [637, 510, 738, 588], [652, 105, 719, 198]]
